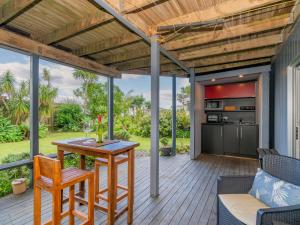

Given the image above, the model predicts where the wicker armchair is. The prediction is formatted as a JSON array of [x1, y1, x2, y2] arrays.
[[217, 155, 300, 225]]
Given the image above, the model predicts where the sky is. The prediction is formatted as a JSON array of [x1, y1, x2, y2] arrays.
[[0, 48, 189, 109]]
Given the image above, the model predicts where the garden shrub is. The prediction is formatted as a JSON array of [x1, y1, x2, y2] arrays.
[[133, 115, 151, 137], [18, 123, 30, 140], [114, 129, 130, 141], [38, 123, 48, 138], [54, 103, 83, 131], [64, 154, 95, 169], [159, 110, 172, 137], [130, 110, 190, 138], [0, 152, 97, 197], [176, 143, 190, 154], [0, 116, 23, 143], [0, 152, 30, 197], [18, 123, 48, 140], [176, 129, 190, 138]]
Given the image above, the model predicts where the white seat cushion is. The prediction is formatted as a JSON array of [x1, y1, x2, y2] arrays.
[[219, 194, 269, 225]]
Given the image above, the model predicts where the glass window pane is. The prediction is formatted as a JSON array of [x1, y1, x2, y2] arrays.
[[114, 74, 150, 155], [159, 76, 172, 151], [0, 48, 30, 162], [38, 60, 107, 155], [176, 77, 190, 154]]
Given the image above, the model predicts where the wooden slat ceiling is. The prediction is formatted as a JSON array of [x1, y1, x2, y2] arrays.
[[0, 0, 298, 76]]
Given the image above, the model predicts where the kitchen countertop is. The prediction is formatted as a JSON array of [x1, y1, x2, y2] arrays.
[[202, 122, 257, 126]]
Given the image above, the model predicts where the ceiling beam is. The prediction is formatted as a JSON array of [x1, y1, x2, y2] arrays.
[[163, 14, 291, 50], [0, 29, 120, 77], [195, 58, 271, 73], [157, 0, 284, 28], [291, 0, 300, 22], [88, 0, 190, 73], [179, 34, 282, 61], [106, 33, 281, 65], [0, 0, 42, 25], [122, 0, 169, 14], [119, 47, 276, 71], [74, 35, 141, 56], [161, 47, 276, 71], [36, 13, 114, 44], [121, 69, 186, 77], [114, 55, 171, 70], [97, 47, 150, 65]]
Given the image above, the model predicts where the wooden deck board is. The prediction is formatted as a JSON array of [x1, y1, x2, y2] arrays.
[[0, 154, 258, 225]]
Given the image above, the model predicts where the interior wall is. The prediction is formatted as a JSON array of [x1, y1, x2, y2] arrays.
[[257, 72, 270, 148], [272, 19, 300, 155], [194, 82, 205, 158]]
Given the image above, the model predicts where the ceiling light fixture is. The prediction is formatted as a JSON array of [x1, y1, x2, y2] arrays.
[[239, 74, 244, 78], [211, 78, 216, 82]]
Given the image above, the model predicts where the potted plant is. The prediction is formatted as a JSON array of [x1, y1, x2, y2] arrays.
[[160, 137, 172, 156], [11, 178, 27, 195]]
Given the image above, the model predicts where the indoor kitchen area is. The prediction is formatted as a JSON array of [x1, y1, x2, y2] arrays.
[[190, 66, 270, 159]]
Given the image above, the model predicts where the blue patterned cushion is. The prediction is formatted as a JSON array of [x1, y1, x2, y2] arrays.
[[249, 168, 300, 207]]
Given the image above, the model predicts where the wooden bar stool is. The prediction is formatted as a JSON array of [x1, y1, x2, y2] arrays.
[[94, 155, 129, 219], [33, 155, 94, 225]]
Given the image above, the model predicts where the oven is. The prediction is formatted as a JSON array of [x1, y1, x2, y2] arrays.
[[207, 113, 222, 123]]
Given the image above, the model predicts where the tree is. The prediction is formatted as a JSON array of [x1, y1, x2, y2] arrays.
[[129, 95, 145, 115], [86, 82, 107, 118], [39, 69, 58, 128], [73, 70, 98, 115], [11, 81, 30, 125], [42, 68, 51, 86], [0, 70, 15, 99], [177, 86, 190, 110]]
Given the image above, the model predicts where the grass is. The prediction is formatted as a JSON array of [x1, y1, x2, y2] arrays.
[[0, 132, 190, 160]]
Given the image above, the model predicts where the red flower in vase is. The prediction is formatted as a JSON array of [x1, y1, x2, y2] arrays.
[[97, 115, 102, 124]]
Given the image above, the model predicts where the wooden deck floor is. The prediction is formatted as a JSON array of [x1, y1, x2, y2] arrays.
[[0, 154, 259, 225]]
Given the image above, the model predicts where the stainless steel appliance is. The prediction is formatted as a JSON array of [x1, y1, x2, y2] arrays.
[[207, 113, 222, 123], [205, 100, 223, 111]]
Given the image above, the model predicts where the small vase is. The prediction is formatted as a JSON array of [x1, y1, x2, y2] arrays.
[[97, 130, 103, 143]]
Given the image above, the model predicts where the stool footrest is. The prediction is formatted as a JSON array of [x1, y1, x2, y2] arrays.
[[117, 184, 128, 191], [116, 206, 129, 219], [73, 209, 88, 221], [98, 188, 108, 194], [97, 193, 108, 202], [117, 192, 128, 202], [43, 210, 69, 225]]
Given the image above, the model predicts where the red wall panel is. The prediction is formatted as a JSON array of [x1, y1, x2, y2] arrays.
[[205, 82, 256, 99]]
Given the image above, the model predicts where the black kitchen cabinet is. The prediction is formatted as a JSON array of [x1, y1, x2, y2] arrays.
[[202, 124, 223, 155], [202, 124, 258, 157], [239, 125, 257, 156], [223, 124, 239, 154]]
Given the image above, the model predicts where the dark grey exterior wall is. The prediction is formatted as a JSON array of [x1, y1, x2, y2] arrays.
[[272, 19, 300, 155]]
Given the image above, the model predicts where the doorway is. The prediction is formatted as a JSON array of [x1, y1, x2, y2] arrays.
[[287, 64, 300, 159], [293, 66, 300, 159]]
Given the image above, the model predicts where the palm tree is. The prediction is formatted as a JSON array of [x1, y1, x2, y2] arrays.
[[12, 81, 30, 125], [72, 70, 98, 115], [42, 68, 51, 86], [0, 70, 16, 112], [39, 69, 58, 128], [0, 70, 15, 99]]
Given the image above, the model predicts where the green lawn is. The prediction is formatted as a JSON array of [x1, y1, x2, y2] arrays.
[[0, 132, 189, 160]]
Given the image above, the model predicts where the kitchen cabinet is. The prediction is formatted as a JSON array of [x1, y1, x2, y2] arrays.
[[239, 125, 257, 156], [202, 124, 223, 155], [202, 124, 258, 157], [223, 124, 239, 154]]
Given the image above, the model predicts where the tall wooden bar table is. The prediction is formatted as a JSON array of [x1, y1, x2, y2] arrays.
[[52, 138, 139, 225]]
